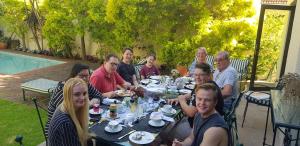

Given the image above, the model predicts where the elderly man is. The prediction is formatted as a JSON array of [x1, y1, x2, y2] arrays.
[[188, 47, 213, 76], [172, 83, 228, 146], [90, 54, 131, 98], [213, 51, 238, 110]]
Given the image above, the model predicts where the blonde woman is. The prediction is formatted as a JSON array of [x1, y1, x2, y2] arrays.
[[48, 78, 89, 146]]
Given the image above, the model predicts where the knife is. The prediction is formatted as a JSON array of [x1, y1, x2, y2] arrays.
[[117, 130, 136, 140]]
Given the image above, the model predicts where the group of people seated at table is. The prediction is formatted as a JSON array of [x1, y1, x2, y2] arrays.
[[45, 46, 238, 146]]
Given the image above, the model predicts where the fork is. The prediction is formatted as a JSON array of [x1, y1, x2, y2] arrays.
[[117, 130, 136, 140]]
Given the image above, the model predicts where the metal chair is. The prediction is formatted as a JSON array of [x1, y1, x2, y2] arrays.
[[241, 91, 271, 146], [134, 59, 147, 81], [32, 97, 48, 145], [225, 92, 244, 146]]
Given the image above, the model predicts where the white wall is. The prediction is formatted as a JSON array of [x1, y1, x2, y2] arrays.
[[285, 1, 300, 74]]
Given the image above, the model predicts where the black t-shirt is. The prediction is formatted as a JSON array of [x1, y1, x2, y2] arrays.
[[117, 62, 136, 85], [191, 113, 228, 146], [187, 80, 224, 128]]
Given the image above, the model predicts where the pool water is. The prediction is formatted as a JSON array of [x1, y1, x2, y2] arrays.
[[0, 51, 64, 75]]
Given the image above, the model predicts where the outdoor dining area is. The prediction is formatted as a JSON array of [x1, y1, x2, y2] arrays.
[[1, 0, 300, 146]]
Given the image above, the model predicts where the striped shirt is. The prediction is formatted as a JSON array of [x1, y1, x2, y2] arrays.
[[47, 108, 81, 146], [45, 81, 103, 138]]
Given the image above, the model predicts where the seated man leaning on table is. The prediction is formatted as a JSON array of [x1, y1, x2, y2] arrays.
[[172, 83, 228, 146], [188, 47, 213, 76], [213, 51, 238, 111], [90, 54, 131, 98], [45, 63, 104, 138]]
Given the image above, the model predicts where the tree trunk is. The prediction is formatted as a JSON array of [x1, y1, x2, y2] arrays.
[[21, 33, 26, 48], [80, 34, 86, 60], [30, 26, 42, 50]]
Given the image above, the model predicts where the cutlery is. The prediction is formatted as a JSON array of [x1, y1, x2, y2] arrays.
[[118, 130, 136, 140]]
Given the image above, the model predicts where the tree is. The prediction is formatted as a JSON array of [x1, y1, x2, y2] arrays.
[[42, 0, 75, 57], [0, 0, 28, 48], [43, 0, 90, 59]]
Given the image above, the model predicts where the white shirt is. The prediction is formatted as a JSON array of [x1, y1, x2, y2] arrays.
[[213, 65, 238, 100]]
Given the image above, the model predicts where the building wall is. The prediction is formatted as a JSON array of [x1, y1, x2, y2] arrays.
[[285, 1, 300, 74]]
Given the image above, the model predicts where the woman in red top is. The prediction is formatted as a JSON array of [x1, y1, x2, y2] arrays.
[[140, 54, 160, 79]]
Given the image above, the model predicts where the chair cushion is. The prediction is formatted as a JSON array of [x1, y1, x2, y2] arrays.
[[244, 91, 270, 106]]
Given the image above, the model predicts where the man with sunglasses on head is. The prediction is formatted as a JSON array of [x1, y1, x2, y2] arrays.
[[91, 54, 131, 98]]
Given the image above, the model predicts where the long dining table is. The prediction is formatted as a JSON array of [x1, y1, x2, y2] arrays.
[[88, 76, 195, 146]]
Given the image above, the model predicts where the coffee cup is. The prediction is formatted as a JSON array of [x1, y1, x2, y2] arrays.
[[150, 112, 163, 124], [124, 113, 135, 125], [108, 120, 119, 130], [163, 105, 172, 113]]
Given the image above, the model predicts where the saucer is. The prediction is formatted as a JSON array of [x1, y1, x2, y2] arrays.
[[149, 76, 161, 80], [185, 84, 195, 90], [160, 108, 176, 116], [148, 120, 165, 127], [89, 108, 104, 115], [104, 125, 122, 133], [129, 131, 155, 145], [105, 112, 120, 119], [179, 89, 192, 94]]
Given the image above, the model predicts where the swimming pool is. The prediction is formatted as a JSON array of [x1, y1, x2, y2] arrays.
[[0, 51, 64, 75]]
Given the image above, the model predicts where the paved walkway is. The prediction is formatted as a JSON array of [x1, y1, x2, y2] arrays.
[[0, 50, 285, 146]]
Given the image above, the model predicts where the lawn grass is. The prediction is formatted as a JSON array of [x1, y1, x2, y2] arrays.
[[0, 98, 47, 146]]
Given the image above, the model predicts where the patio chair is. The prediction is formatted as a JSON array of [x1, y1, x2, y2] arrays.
[[32, 97, 48, 145], [134, 59, 147, 81], [224, 92, 244, 146], [21, 78, 58, 101], [241, 91, 271, 146], [230, 58, 250, 81], [206, 55, 215, 69]]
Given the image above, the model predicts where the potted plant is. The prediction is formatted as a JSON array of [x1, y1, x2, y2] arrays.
[[0, 36, 9, 49]]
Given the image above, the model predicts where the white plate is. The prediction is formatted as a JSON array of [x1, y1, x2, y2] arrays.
[[179, 89, 192, 94], [141, 79, 159, 84], [129, 131, 155, 145], [160, 108, 176, 116], [104, 125, 122, 133], [115, 90, 134, 97], [89, 108, 104, 115], [149, 76, 161, 80], [148, 120, 165, 127], [185, 84, 195, 90], [140, 79, 150, 84]]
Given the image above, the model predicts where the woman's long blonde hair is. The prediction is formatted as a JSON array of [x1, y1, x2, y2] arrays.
[[61, 78, 89, 146]]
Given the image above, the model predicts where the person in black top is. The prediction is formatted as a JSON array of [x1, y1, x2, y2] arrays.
[[168, 63, 224, 128], [48, 78, 90, 146], [45, 63, 104, 138], [172, 83, 228, 146], [117, 48, 138, 86]]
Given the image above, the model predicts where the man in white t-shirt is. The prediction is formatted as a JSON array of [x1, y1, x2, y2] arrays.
[[213, 51, 238, 110]]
